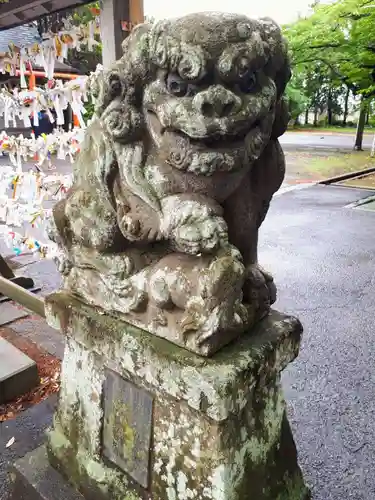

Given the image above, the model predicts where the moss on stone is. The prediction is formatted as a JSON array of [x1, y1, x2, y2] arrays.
[[109, 399, 136, 463], [45, 292, 308, 500], [48, 427, 142, 500], [276, 473, 311, 500]]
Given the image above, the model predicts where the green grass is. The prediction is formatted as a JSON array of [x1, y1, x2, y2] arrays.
[[287, 125, 373, 134], [341, 172, 375, 188], [306, 151, 374, 177]]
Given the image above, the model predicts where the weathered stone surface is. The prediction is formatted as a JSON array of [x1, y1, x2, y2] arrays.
[[48, 12, 291, 356], [44, 292, 310, 500], [0, 337, 38, 404]]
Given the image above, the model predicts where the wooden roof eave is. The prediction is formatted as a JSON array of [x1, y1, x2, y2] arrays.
[[0, 0, 93, 31]]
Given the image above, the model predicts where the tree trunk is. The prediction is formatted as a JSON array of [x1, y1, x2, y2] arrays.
[[327, 109, 333, 126], [371, 132, 375, 158], [313, 107, 318, 127], [343, 87, 350, 127], [327, 87, 333, 125], [354, 98, 368, 151], [304, 108, 309, 125], [366, 109, 370, 126]]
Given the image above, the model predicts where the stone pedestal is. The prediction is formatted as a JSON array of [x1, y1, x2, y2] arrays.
[[0, 337, 38, 404], [11, 292, 309, 500]]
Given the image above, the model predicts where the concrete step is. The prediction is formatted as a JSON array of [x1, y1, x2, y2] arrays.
[[10, 446, 84, 500], [0, 337, 38, 404]]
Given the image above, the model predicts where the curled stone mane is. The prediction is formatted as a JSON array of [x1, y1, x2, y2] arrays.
[[49, 12, 292, 357]]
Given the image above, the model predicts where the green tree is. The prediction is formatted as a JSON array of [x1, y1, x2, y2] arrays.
[[284, 0, 375, 147], [285, 70, 308, 125]]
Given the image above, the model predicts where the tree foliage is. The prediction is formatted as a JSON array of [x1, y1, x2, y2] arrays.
[[285, 72, 309, 123], [285, 0, 375, 97], [284, 0, 375, 144]]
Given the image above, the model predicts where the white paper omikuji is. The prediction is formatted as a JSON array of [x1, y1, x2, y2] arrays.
[[0, 128, 84, 169], [6, 207, 23, 227], [0, 19, 101, 80], [19, 51, 27, 89], [0, 75, 93, 129], [0, 59, 105, 130], [0, 202, 7, 222], [18, 173, 38, 202]]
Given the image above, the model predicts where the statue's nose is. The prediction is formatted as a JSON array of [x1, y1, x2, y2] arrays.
[[193, 85, 240, 118]]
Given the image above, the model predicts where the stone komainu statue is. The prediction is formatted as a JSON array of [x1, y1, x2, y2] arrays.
[[48, 12, 291, 356]]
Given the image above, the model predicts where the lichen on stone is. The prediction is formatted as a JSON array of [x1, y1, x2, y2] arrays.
[[46, 293, 308, 499], [48, 11, 291, 357], [44, 11, 308, 500]]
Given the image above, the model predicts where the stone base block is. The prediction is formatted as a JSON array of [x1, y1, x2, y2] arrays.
[[9, 445, 83, 500], [0, 337, 38, 403], [42, 292, 310, 500]]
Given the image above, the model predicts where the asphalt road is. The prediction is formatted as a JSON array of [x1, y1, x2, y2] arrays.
[[261, 184, 375, 500], [0, 396, 57, 499], [280, 131, 373, 150]]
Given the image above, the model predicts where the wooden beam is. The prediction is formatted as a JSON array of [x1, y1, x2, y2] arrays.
[[0, 0, 92, 30], [0, 276, 45, 317], [13, 11, 27, 22], [100, 0, 129, 67], [129, 0, 144, 26], [43, 1, 54, 12], [0, 254, 39, 304], [0, 0, 51, 19]]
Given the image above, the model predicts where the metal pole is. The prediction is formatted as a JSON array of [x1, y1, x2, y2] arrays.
[[0, 276, 45, 317]]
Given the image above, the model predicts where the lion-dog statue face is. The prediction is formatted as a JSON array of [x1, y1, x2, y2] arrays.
[[144, 14, 290, 175], [49, 13, 291, 356]]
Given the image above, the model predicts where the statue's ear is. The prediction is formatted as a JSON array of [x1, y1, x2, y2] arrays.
[[271, 58, 291, 139], [121, 22, 151, 55], [271, 96, 290, 139], [120, 22, 152, 82], [275, 58, 291, 99]]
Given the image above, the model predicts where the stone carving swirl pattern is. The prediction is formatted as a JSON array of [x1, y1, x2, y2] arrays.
[[48, 12, 291, 356]]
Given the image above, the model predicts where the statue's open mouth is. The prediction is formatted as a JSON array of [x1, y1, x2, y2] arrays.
[[146, 110, 261, 152], [145, 109, 269, 174]]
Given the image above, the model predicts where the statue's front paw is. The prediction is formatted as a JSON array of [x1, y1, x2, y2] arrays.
[[119, 213, 141, 241], [119, 212, 162, 243], [55, 255, 72, 276], [243, 264, 276, 315], [174, 216, 228, 255]]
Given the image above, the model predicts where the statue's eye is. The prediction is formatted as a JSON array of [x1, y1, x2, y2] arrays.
[[238, 73, 257, 94], [166, 74, 188, 97], [109, 75, 123, 97]]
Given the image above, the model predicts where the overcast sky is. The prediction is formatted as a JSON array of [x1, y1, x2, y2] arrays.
[[144, 0, 315, 25]]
